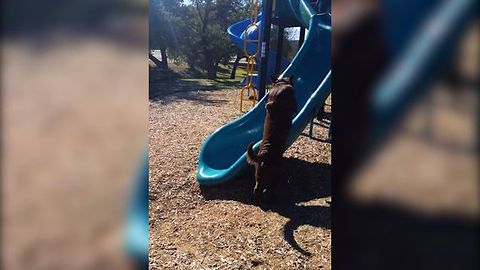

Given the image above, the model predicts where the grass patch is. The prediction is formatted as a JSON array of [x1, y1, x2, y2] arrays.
[[149, 61, 255, 99]]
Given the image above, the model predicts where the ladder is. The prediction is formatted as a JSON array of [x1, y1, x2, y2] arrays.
[[240, 0, 261, 112]]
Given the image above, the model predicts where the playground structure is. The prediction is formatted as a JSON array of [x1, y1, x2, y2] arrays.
[[367, 0, 477, 151], [128, 0, 477, 266], [228, 1, 325, 111], [198, 0, 331, 185], [237, 0, 260, 112]]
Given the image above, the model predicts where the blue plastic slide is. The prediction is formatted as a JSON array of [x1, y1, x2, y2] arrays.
[[124, 151, 148, 266], [197, 0, 331, 185], [370, 0, 477, 147]]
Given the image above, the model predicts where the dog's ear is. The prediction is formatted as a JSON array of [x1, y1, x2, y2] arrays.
[[266, 101, 274, 112], [269, 75, 278, 84]]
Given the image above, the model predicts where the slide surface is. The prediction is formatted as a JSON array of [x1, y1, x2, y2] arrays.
[[124, 151, 149, 264], [370, 0, 477, 146], [197, 0, 331, 185]]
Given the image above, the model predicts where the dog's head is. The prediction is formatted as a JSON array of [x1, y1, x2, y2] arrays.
[[266, 75, 297, 116], [269, 75, 295, 86]]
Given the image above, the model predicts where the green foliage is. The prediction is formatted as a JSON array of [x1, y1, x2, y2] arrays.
[[149, 0, 248, 78], [149, 0, 183, 52]]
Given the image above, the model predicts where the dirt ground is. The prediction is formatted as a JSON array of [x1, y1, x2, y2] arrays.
[[149, 75, 332, 269]]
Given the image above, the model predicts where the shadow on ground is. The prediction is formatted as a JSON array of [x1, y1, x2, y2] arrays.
[[300, 112, 331, 143], [149, 66, 241, 105], [399, 125, 477, 156], [335, 202, 479, 269], [200, 157, 331, 256], [149, 79, 233, 106]]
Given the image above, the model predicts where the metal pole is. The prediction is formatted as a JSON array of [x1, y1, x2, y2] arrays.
[[258, 0, 274, 98], [298, 27, 305, 49], [309, 118, 314, 138], [274, 26, 284, 77]]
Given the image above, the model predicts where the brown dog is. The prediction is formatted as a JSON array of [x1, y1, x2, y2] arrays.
[[247, 76, 297, 201]]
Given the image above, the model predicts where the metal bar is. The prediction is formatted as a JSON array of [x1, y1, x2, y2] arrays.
[[258, 0, 274, 99], [309, 118, 314, 138], [298, 27, 305, 49], [274, 26, 284, 77], [328, 122, 332, 141]]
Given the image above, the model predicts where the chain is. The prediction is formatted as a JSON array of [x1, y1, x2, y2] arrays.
[[240, 0, 261, 112]]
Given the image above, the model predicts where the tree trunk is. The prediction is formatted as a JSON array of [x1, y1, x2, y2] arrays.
[[149, 52, 163, 68], [230, 54, 242, 79], [207, 62, 217, 79], [160, 48, 168, 69]]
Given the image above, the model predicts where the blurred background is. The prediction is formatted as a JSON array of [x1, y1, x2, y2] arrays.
[[332, 0, 478, 269], [2, 0, 148, 269]]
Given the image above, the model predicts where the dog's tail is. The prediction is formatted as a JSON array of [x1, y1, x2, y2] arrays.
[[246, 143, 260, 165]]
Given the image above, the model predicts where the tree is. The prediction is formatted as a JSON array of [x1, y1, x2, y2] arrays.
[[149, 0, 184, 69], [230, 50, 244, 79], [179, 0, 247, 79]]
